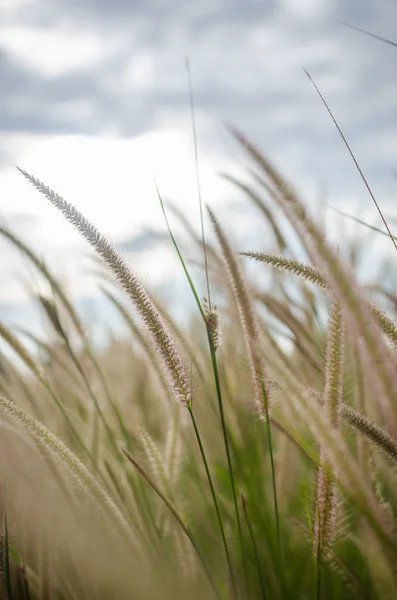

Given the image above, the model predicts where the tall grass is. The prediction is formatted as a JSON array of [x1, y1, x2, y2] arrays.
[[0, 128, 396, 599]]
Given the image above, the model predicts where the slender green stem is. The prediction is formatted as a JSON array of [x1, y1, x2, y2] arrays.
[[208, 332, 251, 600], [241, 495, 267, 600], [4, 507, 12, 600], [21, 566, 31, 600], [189, 408, 238, 600], [261, 382, 281, 551], [156, 184, 251, 595], [315, 472, 324, 600]]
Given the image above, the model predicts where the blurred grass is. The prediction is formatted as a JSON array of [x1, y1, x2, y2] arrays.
[[0, 131, 396, 599]]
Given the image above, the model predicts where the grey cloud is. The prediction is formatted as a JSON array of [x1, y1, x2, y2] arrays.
[[0, 0, 395, 198]]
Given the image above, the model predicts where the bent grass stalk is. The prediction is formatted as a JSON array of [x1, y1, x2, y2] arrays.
[[241, 495, 267, 600], [207, 208, 281, 558], [121, 446, 222, 600], [242, 252, 397, 349], [3, 506, 11, 600]]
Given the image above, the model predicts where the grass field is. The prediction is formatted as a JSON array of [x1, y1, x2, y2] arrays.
[[0, 127, 397, 599]]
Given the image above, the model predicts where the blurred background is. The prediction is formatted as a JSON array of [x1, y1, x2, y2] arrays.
[[0, 0, 396, 343]]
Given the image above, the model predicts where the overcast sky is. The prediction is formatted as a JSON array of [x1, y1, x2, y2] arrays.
[[0, 0, 396, 337]]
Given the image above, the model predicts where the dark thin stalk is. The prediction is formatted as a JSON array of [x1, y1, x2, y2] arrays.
[[339, 21, 397, 48], [305, 70, 397, 255], [241, 495, 267, 600], [323, 203, 397, 242], [261, 381, 280, 551], [189, 409, 238, 600], [316, 482, 323, 600], [4, 507, 12, 600], [155, 184, 245, 597], [208, 332, 251, 600]]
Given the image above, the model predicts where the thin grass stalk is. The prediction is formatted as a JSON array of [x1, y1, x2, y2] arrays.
[[0, 226, 86, 338], [221, 173, 286, 251], [3, 506, 11, 600], [0, 226, 130, 426], [121, 446, 222, 600], [0, 225, 136, 458], [349, 342, 372, 484], [186, 58, 212, 307], [207, 207, 281, 559], [166, 201, 222, 269], [241, 495, 267, 600], [15, 565, 31, 600], [257, 293, 322, 374], [155, 183, 239, 599], [305, 71, 397, 255], [100, 289, 195, 543]]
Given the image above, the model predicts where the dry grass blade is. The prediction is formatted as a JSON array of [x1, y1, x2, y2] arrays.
[[243, 252, 397, 349], [342, 405, 397, 462], [121, 446, 221, 600]]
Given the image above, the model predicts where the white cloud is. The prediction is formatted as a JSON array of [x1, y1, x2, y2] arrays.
[[0, 25, 122, 76], [0, 127, 242, 306], [278, 0, 334, 20], [5, 129, 235, 234]]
